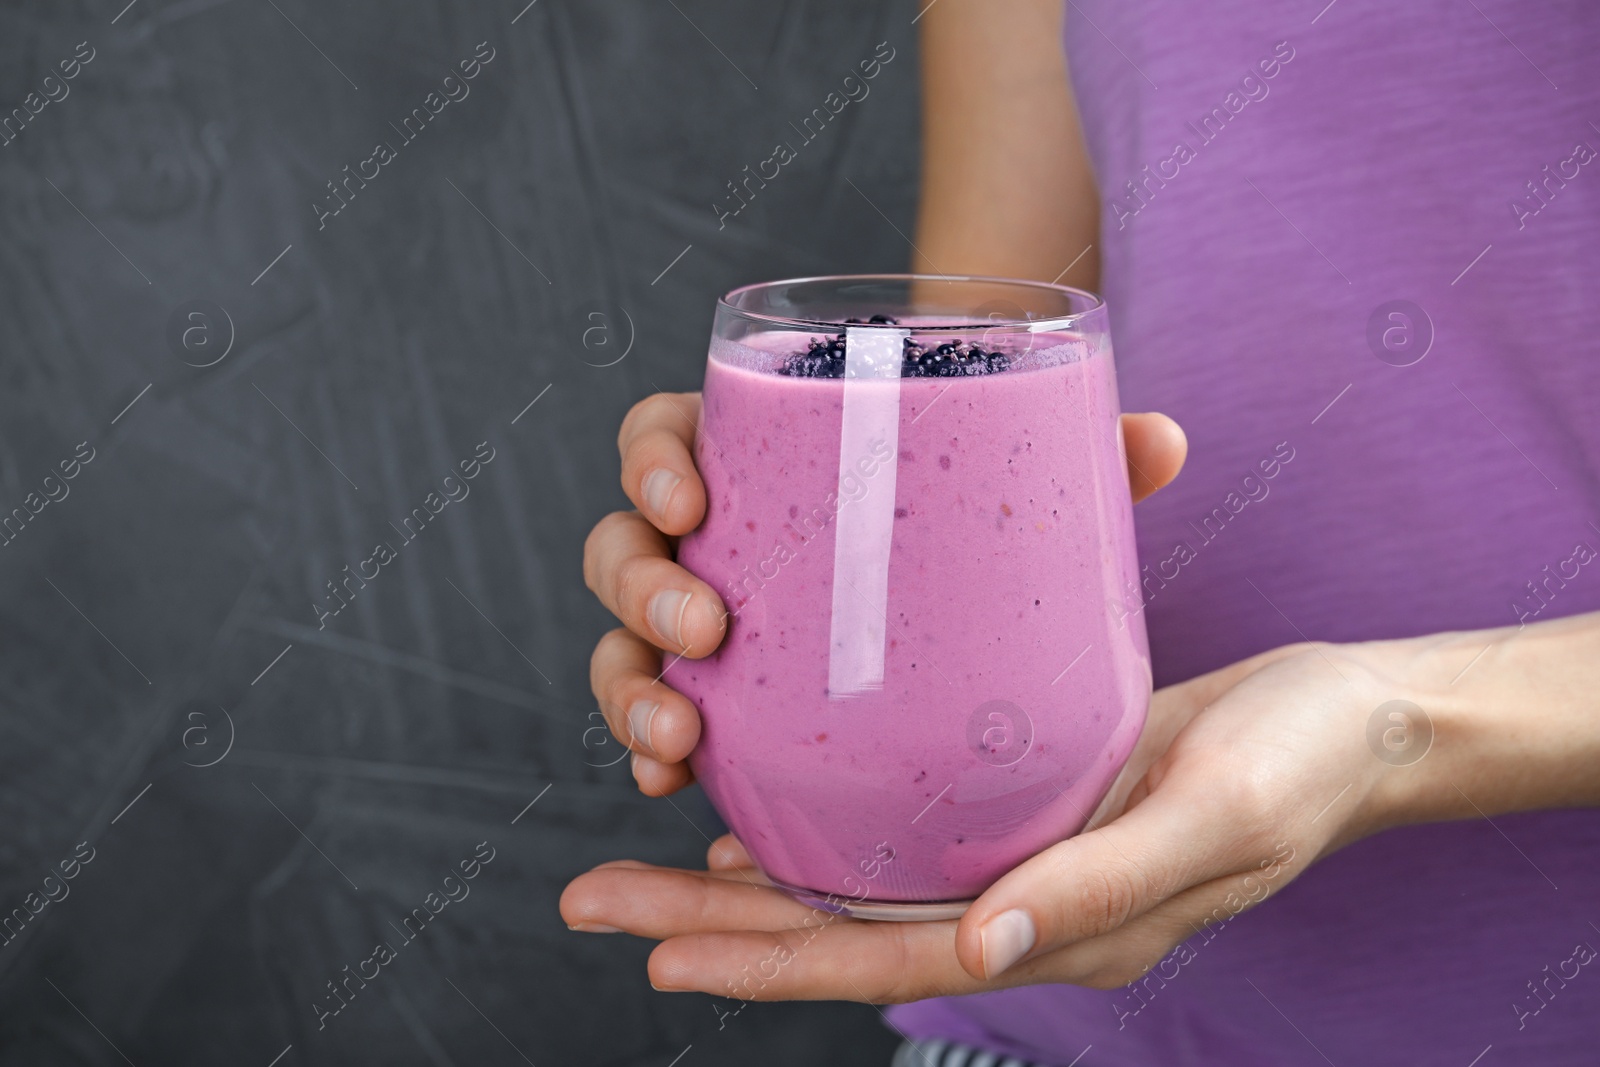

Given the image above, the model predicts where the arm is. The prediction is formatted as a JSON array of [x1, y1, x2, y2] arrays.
[[580, 0, 1179, 796], [563, 2, 1600, 1004], [1383, 611, 1600, 824], [915, 0, 1100, 289], [562, 617, 1600, 1001], [934, 613, 1600, 988]]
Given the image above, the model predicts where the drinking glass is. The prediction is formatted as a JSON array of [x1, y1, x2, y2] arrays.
[[665, 275, 1150, 920]]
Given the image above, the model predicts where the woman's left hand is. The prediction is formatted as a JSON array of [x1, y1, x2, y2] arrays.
[[560, 639, 1425, 1002]]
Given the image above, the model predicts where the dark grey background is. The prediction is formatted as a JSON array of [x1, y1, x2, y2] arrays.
[[0, 1, 919, 1062]]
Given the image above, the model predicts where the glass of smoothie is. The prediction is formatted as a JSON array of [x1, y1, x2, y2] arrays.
[[665, 275, 1149, 920]]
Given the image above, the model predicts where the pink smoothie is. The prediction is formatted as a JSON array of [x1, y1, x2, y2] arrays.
[[666, 328, 1150, 904]]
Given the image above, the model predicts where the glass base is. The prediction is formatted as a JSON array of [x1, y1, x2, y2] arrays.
[[771, 879, 973, 922]]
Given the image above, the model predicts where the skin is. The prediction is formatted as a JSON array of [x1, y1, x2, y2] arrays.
[[566, 0, 1600, 1005]]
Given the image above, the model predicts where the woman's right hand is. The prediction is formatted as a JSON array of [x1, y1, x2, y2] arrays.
[[584, 391, 1188, 797]]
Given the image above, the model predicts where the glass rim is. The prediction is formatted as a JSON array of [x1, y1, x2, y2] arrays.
[[716, 273, 1105, 334]]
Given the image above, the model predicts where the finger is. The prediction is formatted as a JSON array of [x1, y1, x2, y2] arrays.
[[590, 628, 702, 763], [955, 781, 1262, 981], [584, 510, 727, 656], [588, 859, 769, 886], [1120, 412, 1187, 503], [577, 862, 1299, 1000], [707, 833, 754, 871], [631, 751, 693, 797], [985, 853, 1304, 993], [618, 392, 706, 535], [560, 863, 818, 939], [649, 919, 981, 1003]]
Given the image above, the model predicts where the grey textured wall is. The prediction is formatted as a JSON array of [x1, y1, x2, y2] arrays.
[[0, 1, 919, 1063]]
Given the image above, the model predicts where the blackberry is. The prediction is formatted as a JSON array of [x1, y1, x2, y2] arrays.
[[774, 317, 1013, 378]]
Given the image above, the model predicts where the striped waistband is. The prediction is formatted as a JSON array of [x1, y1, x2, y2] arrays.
[[892, 1037, 1048, 1067]]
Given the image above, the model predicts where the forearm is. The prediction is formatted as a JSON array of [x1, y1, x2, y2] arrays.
[[1370, 611, 1600, 824], [914, 0, 1099, 287]]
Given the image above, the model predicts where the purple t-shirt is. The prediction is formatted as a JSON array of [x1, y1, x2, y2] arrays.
[[890, 2, 1600, 1063]]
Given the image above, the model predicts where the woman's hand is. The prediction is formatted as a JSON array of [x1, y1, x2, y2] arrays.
[[582, 391, 1188, 795], [560, 640, 1426, 1001]]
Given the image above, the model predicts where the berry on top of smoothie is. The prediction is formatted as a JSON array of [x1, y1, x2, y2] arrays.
[[776, 316, 1012, 379]]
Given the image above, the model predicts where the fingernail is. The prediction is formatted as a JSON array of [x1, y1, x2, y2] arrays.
[[569, 922, 622, 934], [979, 909, 1036, 979], [628, 700, 660, 754], [643, 468, 682, 518], [647, 589, 691, 647]]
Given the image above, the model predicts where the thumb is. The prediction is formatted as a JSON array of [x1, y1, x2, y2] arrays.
[[1120, 412, 1186, 503], [954, 783, 1243, 981]]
